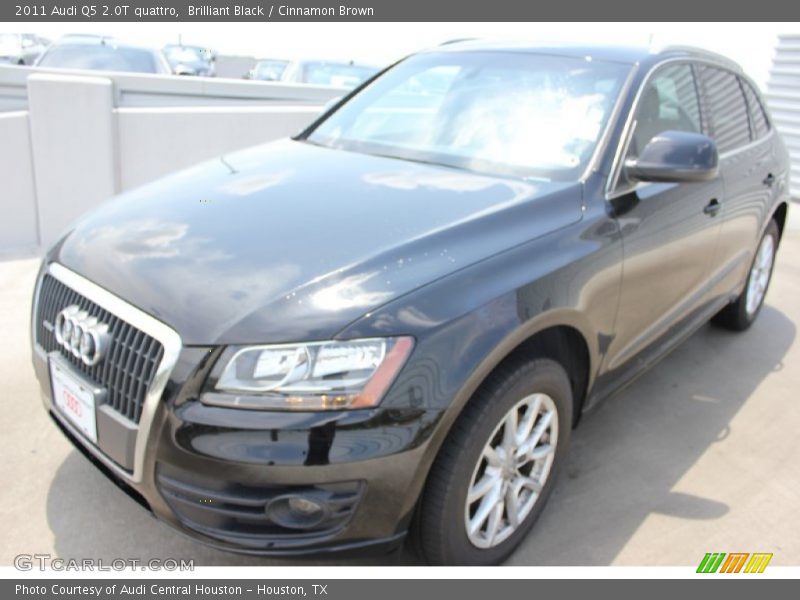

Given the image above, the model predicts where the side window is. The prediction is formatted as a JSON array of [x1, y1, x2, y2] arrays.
[[697, 65, 751, 153], [740, 78, 770, 140], [628, 63, 701, 158]]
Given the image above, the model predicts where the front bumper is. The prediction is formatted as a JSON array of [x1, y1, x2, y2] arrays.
[[31, 263, 441, 556], [34, 345, 438, 555], [47, 408, 408, 556]]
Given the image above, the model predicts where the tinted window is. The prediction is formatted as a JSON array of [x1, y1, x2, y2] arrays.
[[164, 46, 204, 64], [629, 63, 701, 157], [254, 60, 289, 80], [308, 52, 631, 181], [38, 44, 160, 74], [300, 63, 377, 88], [741, 79, 770, 140], [697, 66, 751, 153]]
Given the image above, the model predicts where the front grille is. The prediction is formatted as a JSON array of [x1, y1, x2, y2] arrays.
[[36, 273, 164, 424]]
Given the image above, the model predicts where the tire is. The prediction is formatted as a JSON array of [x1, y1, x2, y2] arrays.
[[712, 219, 779, 331], [413, 357, 572, 565]]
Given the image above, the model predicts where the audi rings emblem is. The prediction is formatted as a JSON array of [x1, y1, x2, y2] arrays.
[[54, 304, 111, 366]]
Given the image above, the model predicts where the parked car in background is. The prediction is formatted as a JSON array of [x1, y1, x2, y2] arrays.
[[247, 58, 290, 81], [163, 44, 216, 77], [280, 59, 378, 88], [0, 33, 49, 65], [30, 42, 789, 565], [35, 36, 171, 75]]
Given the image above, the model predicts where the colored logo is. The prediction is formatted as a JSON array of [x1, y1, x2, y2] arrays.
[[697, 552, 773, 573]]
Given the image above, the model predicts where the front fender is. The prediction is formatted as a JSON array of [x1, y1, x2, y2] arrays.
[[338, 205, 623, 524]]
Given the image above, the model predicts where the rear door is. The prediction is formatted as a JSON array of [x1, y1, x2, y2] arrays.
[[696, 66, 779, 300]]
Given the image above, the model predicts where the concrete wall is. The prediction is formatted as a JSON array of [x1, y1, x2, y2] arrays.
[[116, 106, 321, 189], [27, 74, 118, 249], [214, 55, 256, 80], [0, 68, 29, 113], [0, 111, 38, 253], [0, 65, 333, 256]]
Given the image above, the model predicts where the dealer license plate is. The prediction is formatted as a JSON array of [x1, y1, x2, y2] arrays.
[[50, 358, 98, 443]]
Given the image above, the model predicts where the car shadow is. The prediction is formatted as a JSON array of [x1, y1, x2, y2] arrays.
[[506, 304, 795, 565], [46, 305, 794, 566]]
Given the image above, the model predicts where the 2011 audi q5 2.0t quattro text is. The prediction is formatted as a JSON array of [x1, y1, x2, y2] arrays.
[[31, 42, 790, 565]]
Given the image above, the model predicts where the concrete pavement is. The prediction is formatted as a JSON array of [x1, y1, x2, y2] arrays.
[[1, 226, 799, 567]]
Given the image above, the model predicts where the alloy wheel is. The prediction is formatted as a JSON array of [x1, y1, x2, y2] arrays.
[[745, 234, 775, 316], [464, 393, 558, 549]]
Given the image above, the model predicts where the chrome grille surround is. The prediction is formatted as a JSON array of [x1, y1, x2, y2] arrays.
[[33, 262, 182, 483]]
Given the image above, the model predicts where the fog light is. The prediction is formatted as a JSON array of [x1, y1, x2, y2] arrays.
[[266, 494, 330, 530], [289, 496, 322, 515]]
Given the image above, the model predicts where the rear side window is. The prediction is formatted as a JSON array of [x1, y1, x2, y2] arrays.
[[628, 63, 701, 158], [697, 65, 751, 153], [740, 79, 770, 140]]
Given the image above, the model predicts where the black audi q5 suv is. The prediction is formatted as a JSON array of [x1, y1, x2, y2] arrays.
[[31, 42, 790, 565]]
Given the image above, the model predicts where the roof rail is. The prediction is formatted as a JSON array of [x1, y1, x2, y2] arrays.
[[658, 45, 742, 71], [439, 38, 479, 46]]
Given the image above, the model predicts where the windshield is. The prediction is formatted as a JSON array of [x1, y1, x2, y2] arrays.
[[305, 51, 630, 180], [38, 44, 160, 74]]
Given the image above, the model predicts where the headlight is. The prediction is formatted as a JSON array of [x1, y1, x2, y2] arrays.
[[209, 337, 414, 410]]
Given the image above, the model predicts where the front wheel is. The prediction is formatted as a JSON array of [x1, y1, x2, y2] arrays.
[[413, 358, 572, 565], [713, 219, 779, 331]]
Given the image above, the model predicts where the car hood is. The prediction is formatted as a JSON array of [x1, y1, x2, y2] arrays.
[[53, 139, 582, 345]]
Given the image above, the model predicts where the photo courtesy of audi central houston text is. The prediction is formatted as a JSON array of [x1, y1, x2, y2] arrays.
[[14, 32, 795, 567]]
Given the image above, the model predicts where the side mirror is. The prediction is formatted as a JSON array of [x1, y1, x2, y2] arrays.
[[624, 130, 718, 183]]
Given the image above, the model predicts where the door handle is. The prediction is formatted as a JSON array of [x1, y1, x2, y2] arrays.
[[763, 173, 775, 187], [703, 198, 721, 217]]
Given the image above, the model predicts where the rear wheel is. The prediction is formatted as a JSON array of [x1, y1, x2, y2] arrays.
[[414, 358, 572, 565], [713, 219, 779, 331]]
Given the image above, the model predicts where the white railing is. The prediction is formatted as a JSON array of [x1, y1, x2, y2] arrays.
[[0, 66, 336, 255], [767, 34, 800, 199]]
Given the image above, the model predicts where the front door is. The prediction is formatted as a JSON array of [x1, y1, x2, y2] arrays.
[[604, 62, 724, 377]]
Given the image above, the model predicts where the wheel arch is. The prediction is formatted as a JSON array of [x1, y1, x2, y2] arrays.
[[434, 312, 597, 443], [409, 310, 599, 536], [772, 201, 789, 242], [493, 325, 592, 427], [404, 312, 598, 532], [437, 309, 599, 438]]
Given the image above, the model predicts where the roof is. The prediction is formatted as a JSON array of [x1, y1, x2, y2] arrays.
[[52, 35, 157, 52], [427, 40, 743, 71]]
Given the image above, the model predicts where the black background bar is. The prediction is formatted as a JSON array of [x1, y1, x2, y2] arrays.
[[2, 0, 800, 22], [4, 579, 799, 600]]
